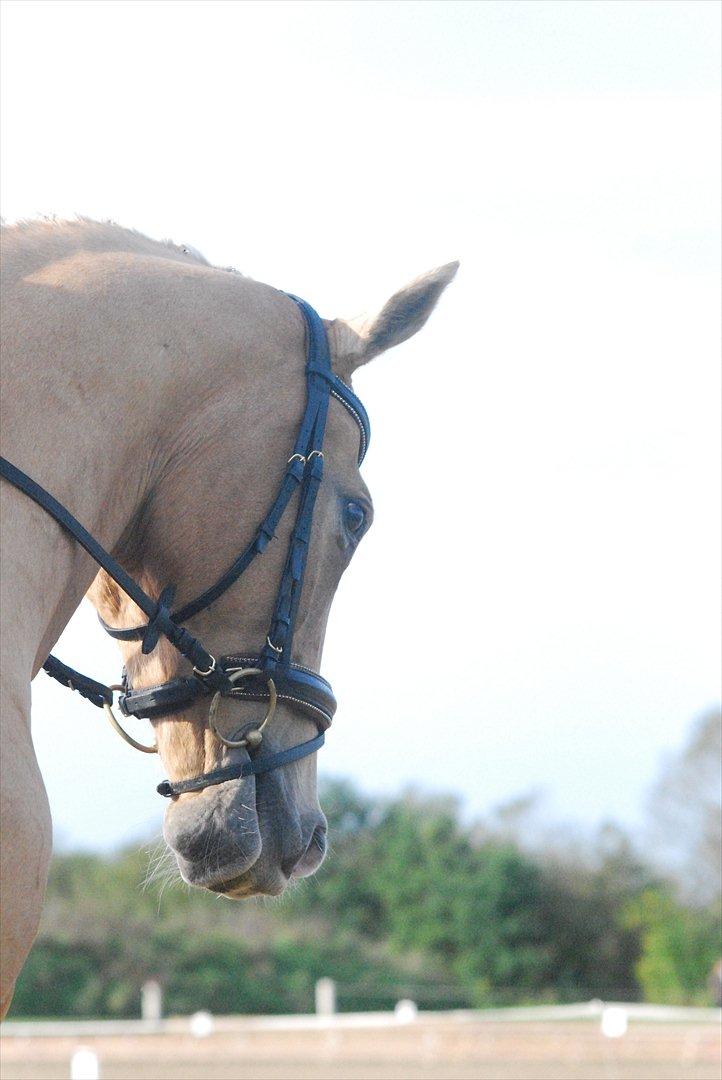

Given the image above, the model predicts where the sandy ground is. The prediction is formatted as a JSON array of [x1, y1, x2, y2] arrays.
[[2, 1020, 721, 1080]]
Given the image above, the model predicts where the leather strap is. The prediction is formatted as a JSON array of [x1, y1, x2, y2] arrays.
[[99, 298, 369, 643], [120, 658, 337, 727], [0, 457, 225, 691], [156, 731, 326, 797], [42, 656, 113, 709]]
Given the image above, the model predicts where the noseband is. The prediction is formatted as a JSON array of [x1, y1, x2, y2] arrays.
[[0, 295, 370, 798]]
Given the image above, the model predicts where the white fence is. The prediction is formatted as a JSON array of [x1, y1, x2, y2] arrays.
[[2, 1000, 720, 1040]]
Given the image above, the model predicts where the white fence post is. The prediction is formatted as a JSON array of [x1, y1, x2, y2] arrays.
[[315, 977, 337, 1016], [189, 1011, 214, 1038], [70, 1046, 100, 1079], [141, 979, 162, 1023], [601, 1006, 628, 1038], [394, 999, 418, 1023]]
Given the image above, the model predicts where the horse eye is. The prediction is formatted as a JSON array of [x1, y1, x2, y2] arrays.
[[344, 501, 366, 535]]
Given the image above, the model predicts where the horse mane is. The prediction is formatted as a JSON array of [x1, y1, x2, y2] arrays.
[[0, 216, 214, 272]]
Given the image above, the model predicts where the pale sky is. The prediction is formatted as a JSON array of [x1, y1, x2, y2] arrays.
[[1, 1, 720, 850]]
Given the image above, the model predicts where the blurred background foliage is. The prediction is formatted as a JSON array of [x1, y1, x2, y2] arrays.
[[9, 710, 720, 1019]]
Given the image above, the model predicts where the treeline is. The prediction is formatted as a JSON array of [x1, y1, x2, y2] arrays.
[[10, 769, 721, 1019]]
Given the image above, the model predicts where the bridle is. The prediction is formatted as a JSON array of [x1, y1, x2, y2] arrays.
[[0, 294, 370, 798]]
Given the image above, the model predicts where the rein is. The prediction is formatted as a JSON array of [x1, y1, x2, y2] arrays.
[[0, 294, 369, 798]]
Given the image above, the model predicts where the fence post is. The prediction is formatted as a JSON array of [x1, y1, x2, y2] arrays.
[[190, 1011, 215, 1038], [601, 1006, 628, 1038], [70, 1047, 100, 1079], [315, 977, 337, 1016], [141, 979, 162, 1023], [394, 999, 418, 1023]]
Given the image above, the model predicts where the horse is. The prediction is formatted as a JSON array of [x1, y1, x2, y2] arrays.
[[0, 218, 457, 1013]]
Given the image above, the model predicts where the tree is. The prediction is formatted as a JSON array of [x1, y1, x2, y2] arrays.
[[646, 709, 722, 905], [10, 775, 714, 1017], [624, 888, 722, 1005]]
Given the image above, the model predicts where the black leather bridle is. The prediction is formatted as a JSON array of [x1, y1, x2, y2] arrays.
[[0, 294, 370, 798]]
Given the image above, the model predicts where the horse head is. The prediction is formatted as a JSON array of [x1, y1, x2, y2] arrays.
[[88, 259, 458, 897]]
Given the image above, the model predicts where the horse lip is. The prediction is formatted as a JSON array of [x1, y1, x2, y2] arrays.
[[205, 872, 254, 895], [211, 873, 288, 898], [177, 851, 262, 894]]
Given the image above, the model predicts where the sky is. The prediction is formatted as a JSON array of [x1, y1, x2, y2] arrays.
[[1, 1, 720, 851]]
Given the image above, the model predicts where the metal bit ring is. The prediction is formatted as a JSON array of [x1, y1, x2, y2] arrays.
[[208, 667, 277, 749], [103, 684, 158, 754]]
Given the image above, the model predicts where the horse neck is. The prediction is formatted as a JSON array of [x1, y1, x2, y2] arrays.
[[0, 248, 204, 675], [1, 349, 172, 677]]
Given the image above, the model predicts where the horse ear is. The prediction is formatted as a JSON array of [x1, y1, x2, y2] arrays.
[[327, 261, 459, 376]]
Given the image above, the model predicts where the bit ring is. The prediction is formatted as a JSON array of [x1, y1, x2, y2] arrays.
[[103, 684, 158, 754], [209, 667, 277, 749]]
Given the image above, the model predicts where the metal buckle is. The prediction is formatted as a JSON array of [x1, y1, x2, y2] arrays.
[[192, 654, 217, 678], [208, 667, 277, 749], [103, 684, 158, 754]]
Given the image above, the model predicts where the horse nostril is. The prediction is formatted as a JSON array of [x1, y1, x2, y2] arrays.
[[285, 824, 327, 879], [310, 825, 327, 855]]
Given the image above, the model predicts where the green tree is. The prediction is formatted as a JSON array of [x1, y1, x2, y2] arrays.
[[624, 889, 722, 1004], [11, 776, 710, 1018]]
